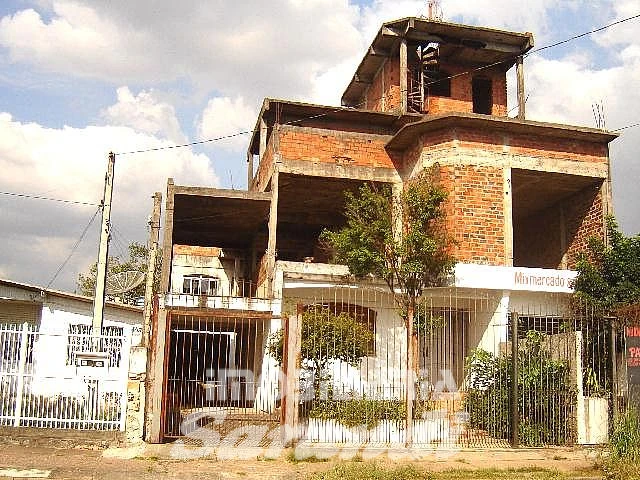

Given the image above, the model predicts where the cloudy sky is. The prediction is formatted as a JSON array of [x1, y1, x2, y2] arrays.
[[0, 0, 639, 292]]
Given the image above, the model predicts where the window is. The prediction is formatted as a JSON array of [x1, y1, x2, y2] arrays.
[[182, 275, 219, 296]]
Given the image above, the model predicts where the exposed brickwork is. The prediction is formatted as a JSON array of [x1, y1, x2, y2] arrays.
[[253, 129, 276, 192], [362, 59, 508, 116], [455, 128, 608, 163], [426, 64, 507, 117], [249, 104, 610, 272], [364, 59, 401, 112], [438, 164, 505, 265], [277, 125, 396, 169], [565, 184, 604, 268]]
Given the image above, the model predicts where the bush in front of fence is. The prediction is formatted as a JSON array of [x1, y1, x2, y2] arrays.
[[464, 330, 577, 446], [308, 396, 407, 430]]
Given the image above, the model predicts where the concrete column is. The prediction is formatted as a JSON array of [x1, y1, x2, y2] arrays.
[[159, 179, 175, 294], [281, 312, 301, 447], [266, 166, 279, 297], [400, 39, 408, 114], [516, 55, 526, 120], [503, 167, 514, 266], [259, 119, 267, 159], [146, 308, 168, 443], [247, 151, 254, 190]]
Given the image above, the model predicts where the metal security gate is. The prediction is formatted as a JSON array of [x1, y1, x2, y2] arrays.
[[163, 312, 281, 444], [285, 286, 615, 449], [0, 323, 130, 430]]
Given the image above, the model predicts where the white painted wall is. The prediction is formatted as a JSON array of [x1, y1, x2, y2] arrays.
[[170, 250, 241, 296]]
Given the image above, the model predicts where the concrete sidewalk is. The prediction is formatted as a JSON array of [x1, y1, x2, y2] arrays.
[[0, 439, 605, 480]]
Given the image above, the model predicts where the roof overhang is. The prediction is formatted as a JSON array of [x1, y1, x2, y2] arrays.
[[342, 17, 534, 107], [386, 113, 619, 151]]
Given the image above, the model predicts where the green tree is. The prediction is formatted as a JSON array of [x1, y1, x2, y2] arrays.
[[320, 171, 455, 435], [320, 170, 456, 329], [573, 216, 640, 321], [77, 241, 161, 305], [267, 306, 373, 398]]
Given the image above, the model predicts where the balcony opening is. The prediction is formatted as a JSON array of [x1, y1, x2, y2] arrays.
[[512, 169, 603, 269]]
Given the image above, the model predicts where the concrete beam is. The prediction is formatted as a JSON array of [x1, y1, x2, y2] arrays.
[[423, 154, 609, 178], [279, 159, 401, 183], [173, 185, 271, 201]]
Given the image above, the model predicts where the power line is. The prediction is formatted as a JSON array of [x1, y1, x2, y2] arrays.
[[115, 130, 252, 156], [0, 191, 100, 206], [527, 13, 640, 55], [613, 122, 640, 132], [111, 13, 640, 157], [46, 206, 101, 289]]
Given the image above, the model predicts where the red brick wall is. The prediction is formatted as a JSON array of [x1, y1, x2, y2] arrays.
[[277, 125, 396, 169], [456, 128, 608, 163], [425, 64, 507, 117], [438, 164, 505, 265], [565, 183, 604, 267], [363, 58, 401, 112]]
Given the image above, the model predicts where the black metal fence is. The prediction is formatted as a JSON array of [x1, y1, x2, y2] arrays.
[[282, 286, 617, 448]]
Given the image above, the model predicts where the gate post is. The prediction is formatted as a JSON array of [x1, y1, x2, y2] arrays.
[[13, 322, 30, 427], [282, 311, 301, 447], [611, 320, 618, 422], [511, 312, 519, 448]]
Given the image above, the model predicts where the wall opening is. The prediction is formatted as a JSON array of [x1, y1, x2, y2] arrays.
[[472, 77, 492, 114], [511, 169, 603, 269], [426, 71, 451, 98]]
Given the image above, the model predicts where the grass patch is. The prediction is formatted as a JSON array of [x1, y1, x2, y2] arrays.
[[286, 449, 330, 464], [309, 463, 427, 480], [602, 408, 640, 480], [307, 464, 585, 480]]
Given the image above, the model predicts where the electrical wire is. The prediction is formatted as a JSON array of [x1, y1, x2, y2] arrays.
[[526, 13, 640, 56], [46, 206, 101, 289], [613, 122, 640, 132], [109, 12, 640, 158], [0, 191, 100, 206], [115, 130, 253, 156]]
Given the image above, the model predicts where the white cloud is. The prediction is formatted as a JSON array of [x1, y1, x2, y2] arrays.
[[0, 111, 218, 290], [103, 87, 186, 143], [197, 96, 257, 152], [523, 48, 640, 235], [0, 0, 364, 101]]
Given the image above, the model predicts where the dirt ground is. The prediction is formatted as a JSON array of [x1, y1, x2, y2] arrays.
[[0, 441, 606, 480]]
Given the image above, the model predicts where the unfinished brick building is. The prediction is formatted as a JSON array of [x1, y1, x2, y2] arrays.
[[147, 18, 618, 448]]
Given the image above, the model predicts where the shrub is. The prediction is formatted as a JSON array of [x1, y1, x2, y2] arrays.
[[609, 408, 640, 461], [464, 331, 577, 446], [309, 397, 406, 430]]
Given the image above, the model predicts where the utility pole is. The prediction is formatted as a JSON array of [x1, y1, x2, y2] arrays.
[[142, 192, 162, 347], [92, 152, 115, 336]]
